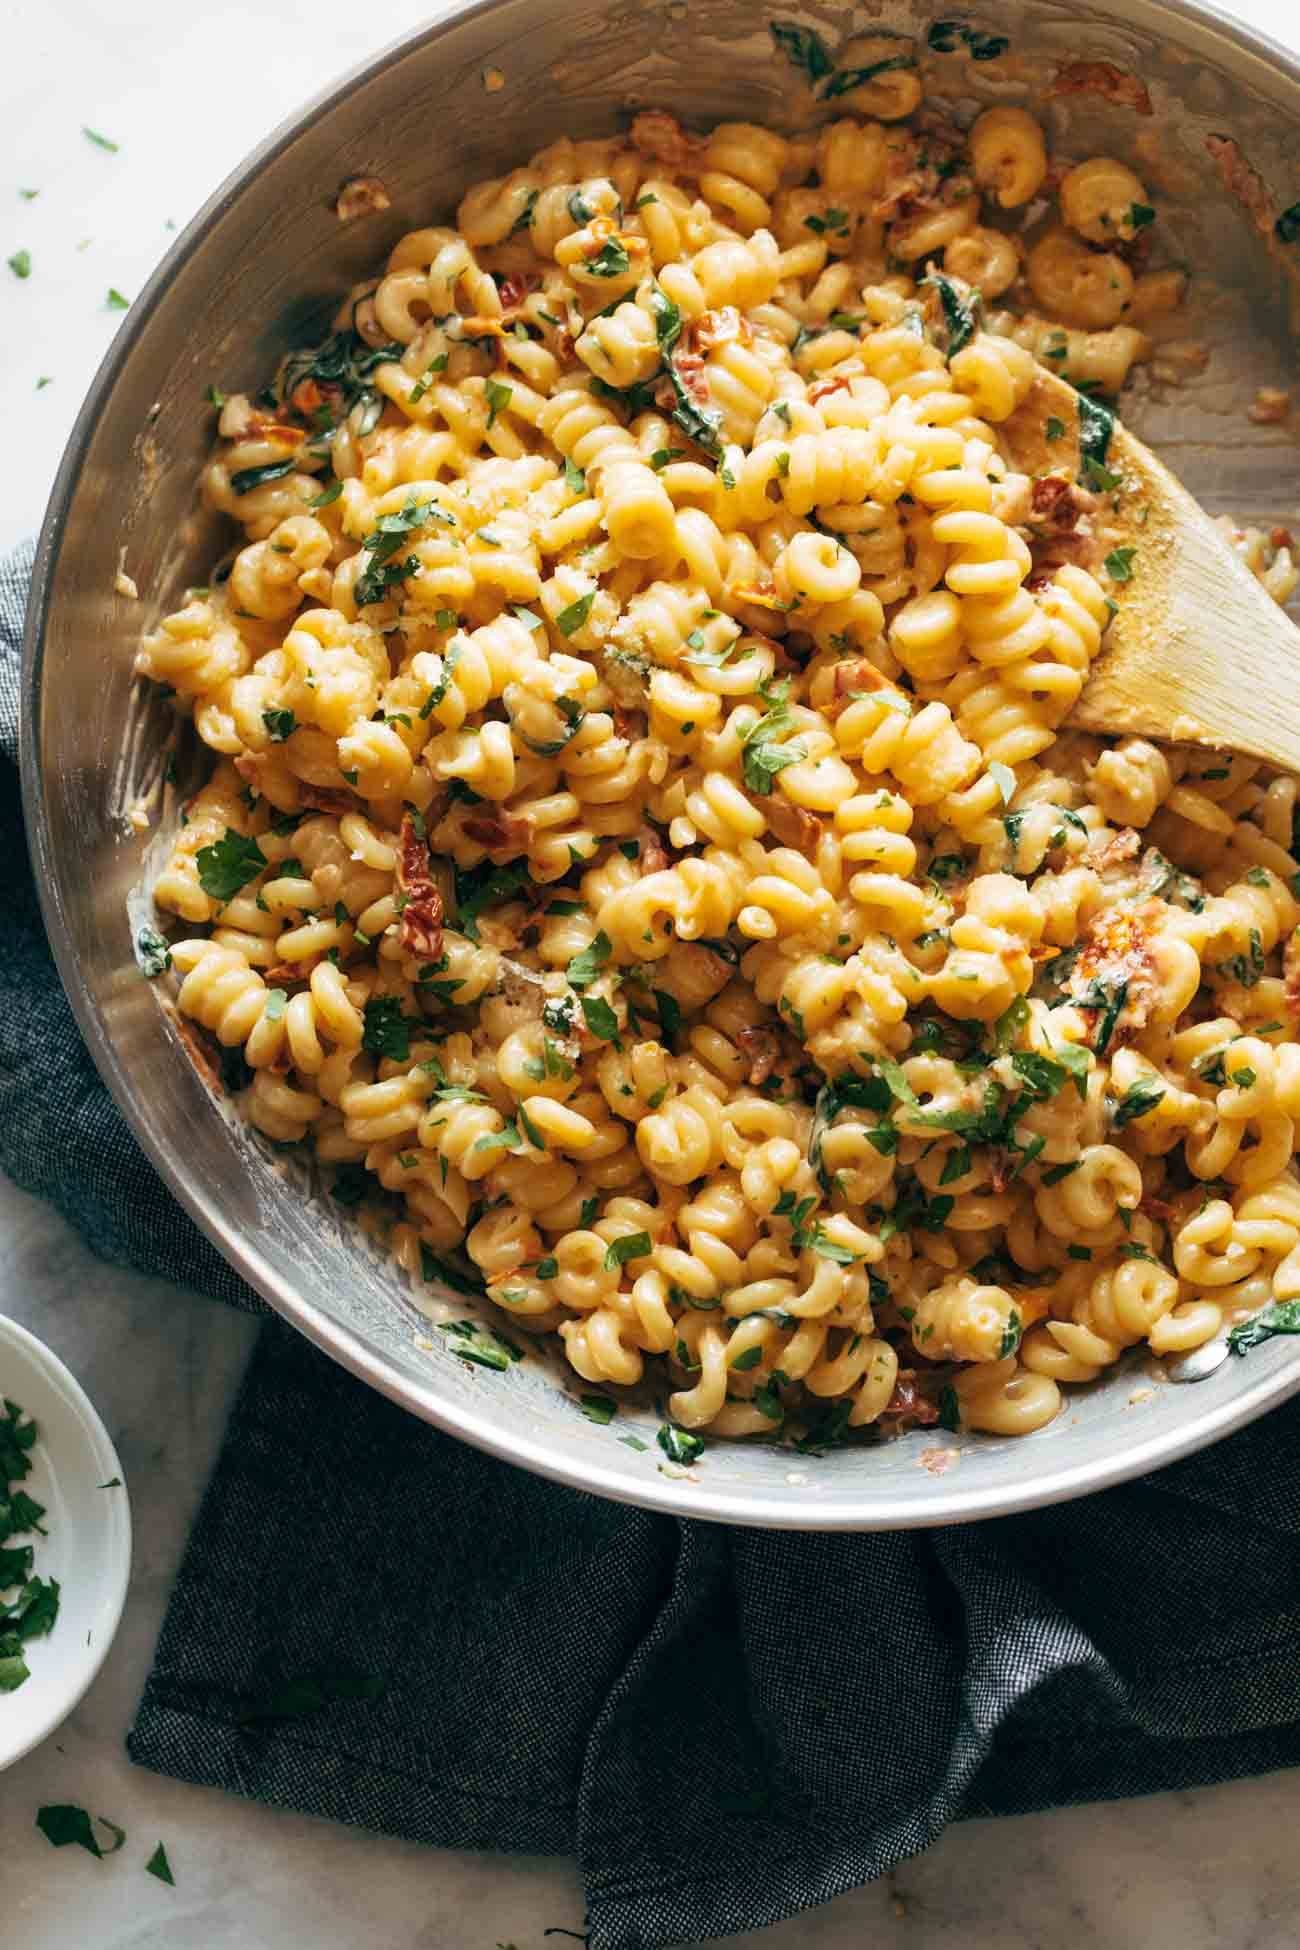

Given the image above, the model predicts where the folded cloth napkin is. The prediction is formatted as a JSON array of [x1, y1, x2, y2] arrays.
[[9, 537, 1300, 1950]]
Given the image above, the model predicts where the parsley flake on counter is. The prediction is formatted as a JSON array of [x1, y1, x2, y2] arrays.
[[105, 288, 130, 311], [145, 1841, 175, 1885], [8, 249, 31, 280], [35, 1805, 125, 1856], [82, 127, 120, 152]]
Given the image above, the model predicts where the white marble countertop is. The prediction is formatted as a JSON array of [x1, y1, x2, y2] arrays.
[[5, 0, 1300, 1942]]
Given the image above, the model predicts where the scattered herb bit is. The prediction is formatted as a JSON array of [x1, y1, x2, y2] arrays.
[[35, 1805, 123, 1856], [36, 375, 52, 389], [1129, 202, 1156, 229], [136, 928, 171, 978], [580, 1394, 617, 1425], [580, 995, 620, 1042], [657, 1424, 704, 1465], [262, 707, 296, 742], [105, 288, 130, 311], [438, 1319, 521, 1371], [741, 681, 806, 795], [355, 495, 444, 606], [83, 127, 119, 152], [484, 377, 513, 428], [927, 20, 1009, 57], [8, 249, 30, 280], [604, 1231, 652, 1272], [229, 458, 296, 496], [361, 995, 411, 1063], [1112, 1075, 1165, 1128], [1045, 416, 1065, 441], [566, 931, 612, 990], [195, 829, 267, 901], [769, 19, 833, 79], [309, 478, 343, 509], [937, 1385, 961, 1433], [922, 270, 978, 355], [1104, 545, 1137, 582], [1228, 1300, 1300, 1354], [1076, 390, 1115, 469], [145, 1842, 175, 1886], [1276, 201, 1300, 246], [563, 456, 587, 495], [555, 590, 595, 637], [822, 53, 915, 98]]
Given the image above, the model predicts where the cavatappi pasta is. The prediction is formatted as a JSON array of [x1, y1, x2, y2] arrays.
[[136, 60, 1300, 1451]]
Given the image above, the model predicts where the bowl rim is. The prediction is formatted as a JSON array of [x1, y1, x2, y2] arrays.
[[19, 0, 1300, 1531], [0, 1314, 132, 1770]]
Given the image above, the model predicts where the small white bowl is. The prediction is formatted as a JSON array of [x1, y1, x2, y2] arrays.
[[0, 1314, 131, 1771]]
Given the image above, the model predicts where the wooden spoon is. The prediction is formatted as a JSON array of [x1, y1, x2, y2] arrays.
[[998, 365, 1300, 771]]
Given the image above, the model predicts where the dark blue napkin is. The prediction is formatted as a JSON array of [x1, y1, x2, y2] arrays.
[[7, 538, 1300, 1950]]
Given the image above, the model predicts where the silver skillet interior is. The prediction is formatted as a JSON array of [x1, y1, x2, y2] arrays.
[[21, 0, 1300, 1529]]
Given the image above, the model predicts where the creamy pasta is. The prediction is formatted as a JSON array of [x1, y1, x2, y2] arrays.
[[135, 50, 1300, 1450]]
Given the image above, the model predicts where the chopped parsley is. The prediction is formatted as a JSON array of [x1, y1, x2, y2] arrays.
[[922, 270, 978, 355], [604, 1231, 652, 1271], [146, 1842, 176, 1885], [438, 1319, 522, 1371], [35, 1806, 123, 1856], [657, 1424, 704, 1465], [195, 829, 267, 901], [83, 127, 120, 152], [136, 928, 172, 978], [741, 680, 806, 795], [8, 249, 31, 280], [1112, 1075, 1165, 1128], [555, 590, 596, 636], [1104, 545, 1137, 582], [566, 931, 612, 989], [1229, 1300, 1300, 1354], [355, 495, 445, 606], [361, 995, 411, 1062]]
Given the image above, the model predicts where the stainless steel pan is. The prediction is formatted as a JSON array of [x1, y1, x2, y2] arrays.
[[22, 0, 1300, 1528]]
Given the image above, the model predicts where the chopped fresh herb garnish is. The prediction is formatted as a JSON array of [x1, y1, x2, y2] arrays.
[[555, 590, 596, 637], [309, 478, 343, 509], [484, 377, 513, 427], [1229, 1300, 1300, 1354], [8, 249, 31, 280], [741, 680, 806, 795], [1045, 416, 1065, 441], [657, 1424, 704, 1465], [35, 1805, 124, 1856], [937, 1385, 960, 1433], [822, 52, 916, 98], [580, 1394, 617, 1425], [262, 708, 296, 742], [581, 995, 620, 1042], [361, 995, 411, 1062], [229, 458, 296, 496], [1129, 202, 1156, 229], [769, 19, 833, 79], [604, 1231, 652, 1271], [567, 931, 612, 990], [1104, 545, 1137, 582], [355, 494, 445, 606], [83, 127, 120, 152], [1077, 391, 1115, 469], [195, 829, 266, 901], [922, 270, 978, 355], [105, 287, 130, 311], [145, 1842, 175, 1885], [1112, 1075, 1165, 1128], [136, 928, 171, 978], [438, 1319, 522, 1371]]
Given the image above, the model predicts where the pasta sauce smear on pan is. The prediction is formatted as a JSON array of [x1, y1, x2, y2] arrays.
[[135, 42, 1300, 1449]]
